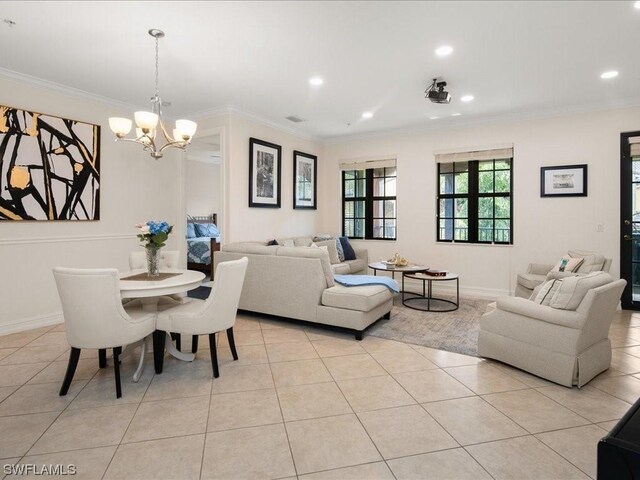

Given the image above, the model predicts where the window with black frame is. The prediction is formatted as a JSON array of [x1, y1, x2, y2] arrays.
[[437, 154, 512, 244], [342, 163, 397, 240]]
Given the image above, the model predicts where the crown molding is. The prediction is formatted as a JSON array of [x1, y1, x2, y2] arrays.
[[322, 98, 640, 145], [189, 104, 321, 143], [0, 67, 147, 112]]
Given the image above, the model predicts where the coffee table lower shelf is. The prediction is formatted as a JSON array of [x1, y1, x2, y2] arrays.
[[401, 272, 459, 312]]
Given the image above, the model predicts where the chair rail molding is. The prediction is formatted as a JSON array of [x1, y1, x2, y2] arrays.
[[0, 233, 136, 246]]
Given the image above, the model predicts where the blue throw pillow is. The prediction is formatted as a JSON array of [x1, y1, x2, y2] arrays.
[[339, 236, 356, 261], [194, 223, 220, 237], [186, 223, 197, 239], [335, 238, 345, 262]]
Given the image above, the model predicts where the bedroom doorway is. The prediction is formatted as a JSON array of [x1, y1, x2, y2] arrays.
[[185, 133, 222, 281]]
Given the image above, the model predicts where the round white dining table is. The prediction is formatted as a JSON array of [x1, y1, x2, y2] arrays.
[[119, 268, 206, 381]]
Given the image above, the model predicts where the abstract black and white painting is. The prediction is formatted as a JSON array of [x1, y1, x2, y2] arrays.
[[0, 105, 100, 220], [249, 137, 281, 208], [293, 150, 317, 209]]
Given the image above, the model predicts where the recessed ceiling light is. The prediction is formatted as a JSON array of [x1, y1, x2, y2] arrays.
[[451, 113, 461, 116], [600, 70, 619, 79], [429, 116, 439, 120], [309, 77, 324, 86], [362, 112, 373, 119], [435, 45, 453, 57], [460, 95, 474, 102], [635, 1, 640, 9]]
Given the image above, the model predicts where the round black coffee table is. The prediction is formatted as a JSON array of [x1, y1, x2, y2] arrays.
[[402, 271, 459, 312]]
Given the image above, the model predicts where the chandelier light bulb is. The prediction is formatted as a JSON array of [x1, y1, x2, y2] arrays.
[[175, 119, 198, 140], [108, 117, 132, 137], [134, 111, 159, 131]]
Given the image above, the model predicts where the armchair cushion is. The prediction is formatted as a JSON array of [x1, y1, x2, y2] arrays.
[[549, 272, 613, 310], [518, 272, 546, 290], [569, 250, 606, 273], [533, 279, 562, 306]]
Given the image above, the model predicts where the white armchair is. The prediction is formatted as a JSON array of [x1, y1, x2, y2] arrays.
[[53, 267, 156, 398], [480, 273, 626, 387], [153, 257, 248, 377], [515, 250, 612, 298]]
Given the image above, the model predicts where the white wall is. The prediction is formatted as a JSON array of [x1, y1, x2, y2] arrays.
[[186, 160, 221, 217], [0, 76, 183, 332], [322, 107, 640, 297], [225, 114, 323, 242]]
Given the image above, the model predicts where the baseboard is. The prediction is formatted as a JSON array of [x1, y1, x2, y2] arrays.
[[0, 312, 63, 336]]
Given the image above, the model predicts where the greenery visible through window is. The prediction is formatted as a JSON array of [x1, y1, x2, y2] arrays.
[[437, 159, 512, 244], [343, 166, 397, 240]]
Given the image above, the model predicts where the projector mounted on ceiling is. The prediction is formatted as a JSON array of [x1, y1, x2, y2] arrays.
[[425, 78, 451, 104]]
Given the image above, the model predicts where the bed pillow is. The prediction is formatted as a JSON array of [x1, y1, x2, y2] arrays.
[[186, 223, 197, 239], [339, 236, 357, 261], [195, 223, 220, 237]]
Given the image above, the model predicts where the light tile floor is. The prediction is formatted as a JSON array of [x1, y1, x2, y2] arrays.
[[1, 309, 640, 479]]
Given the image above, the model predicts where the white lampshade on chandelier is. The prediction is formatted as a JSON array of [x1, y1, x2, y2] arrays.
[[108, 29, 197, 159]]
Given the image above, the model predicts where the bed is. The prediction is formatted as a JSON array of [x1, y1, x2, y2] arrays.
[[186, 214, 221, 279]]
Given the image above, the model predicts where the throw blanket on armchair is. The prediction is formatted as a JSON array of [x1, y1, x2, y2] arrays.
[[334, 274, 399, 293]]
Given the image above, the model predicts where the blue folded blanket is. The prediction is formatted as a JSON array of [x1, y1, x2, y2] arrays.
[[334, 274, 399, 293]]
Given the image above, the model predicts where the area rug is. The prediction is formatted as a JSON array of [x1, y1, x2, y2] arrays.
[[366, 296, 490, 356]]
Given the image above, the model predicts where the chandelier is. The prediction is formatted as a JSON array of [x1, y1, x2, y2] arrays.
[[108, 29, 197, 159]]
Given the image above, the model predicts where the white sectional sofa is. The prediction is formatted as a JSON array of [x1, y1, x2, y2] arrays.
[[214, 238, 393, 339]]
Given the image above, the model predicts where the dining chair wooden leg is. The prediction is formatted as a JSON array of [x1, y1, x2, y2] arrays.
[[208, 333, 219, 378], [153, 330, 166, 374], [98, 348, 107, 368], [59, 347, 81, 396], [192, 335, 199, 354], [113, 346, 123, 398], [227, 327, 238, 361]]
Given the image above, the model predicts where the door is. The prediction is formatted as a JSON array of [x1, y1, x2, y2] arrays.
[[620, 131, 640, 309]]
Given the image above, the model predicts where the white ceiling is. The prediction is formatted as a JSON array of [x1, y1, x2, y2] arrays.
[[1, 1, 639, 140]]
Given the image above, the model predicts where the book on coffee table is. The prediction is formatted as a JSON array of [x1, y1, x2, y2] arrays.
[[424, 269, 448, 277]]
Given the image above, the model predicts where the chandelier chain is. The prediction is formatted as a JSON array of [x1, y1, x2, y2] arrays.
[[154, 35, 159, 98]]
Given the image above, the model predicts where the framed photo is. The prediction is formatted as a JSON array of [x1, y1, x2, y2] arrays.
[[293, 150, 317, 209], [0, 105, 100, 221], [540, 164, 588, 197], [249, 137, 281, 208]]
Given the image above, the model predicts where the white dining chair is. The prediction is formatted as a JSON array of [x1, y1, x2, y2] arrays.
[[153, 257, 248, 377], [53, 267, 156, 398]]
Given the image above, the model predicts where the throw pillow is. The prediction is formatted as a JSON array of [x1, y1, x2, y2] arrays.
[[568, 250, 606, 273], [313, 234, 333, 242], [335, 238, 345, 262], [311, 243, 329, 254], [315, 239, 340, 264], [194, 223, 220, 237], [282, 239, 295, 247], [266, 239, 278, 246], [551, 255, 584, 273], [339, 236, 357, 261], [534, 279, 562, 306], [186, 223, 197, 239], [549, 271, 613, 310]]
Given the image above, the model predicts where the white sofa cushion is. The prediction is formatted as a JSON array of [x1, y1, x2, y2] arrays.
[[331, 263, 351, 274], [276, 246, 335, 287], [549, 271, 613, 310], [314, 239, 340, 264], [322, 284, 393, 312], [345, 259, 366, 274]]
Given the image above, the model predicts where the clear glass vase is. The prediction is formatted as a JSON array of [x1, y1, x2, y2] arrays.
[[145, 245, 160, 277]]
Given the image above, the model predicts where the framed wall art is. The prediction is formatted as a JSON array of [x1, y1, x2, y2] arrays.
[[293, 150, 317, 210], [0, 105, 100, 220], [540, 164, 588, 197], [249, 137, 281, 208]]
